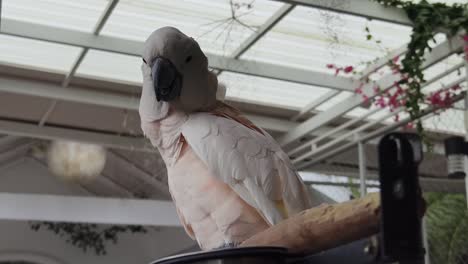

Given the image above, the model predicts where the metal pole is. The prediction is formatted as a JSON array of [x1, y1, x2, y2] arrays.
[[464, 41, 468, 207], [357, 134, 367, 197], [422, 217, 431, 264]]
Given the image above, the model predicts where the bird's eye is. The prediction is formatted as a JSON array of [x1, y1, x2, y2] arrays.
[[142, 58, 147, 64], [185, 56, 192, 63]]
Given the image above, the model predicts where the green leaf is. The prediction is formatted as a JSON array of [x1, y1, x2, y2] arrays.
[[425, 193, 468, 264]]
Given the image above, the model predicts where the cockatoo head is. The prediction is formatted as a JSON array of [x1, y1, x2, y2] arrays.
[[141, 27, 219, 116]]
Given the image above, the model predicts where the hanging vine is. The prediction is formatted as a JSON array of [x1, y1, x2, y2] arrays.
[[328, 1, 468, 142], [373, 0, 468, 134]]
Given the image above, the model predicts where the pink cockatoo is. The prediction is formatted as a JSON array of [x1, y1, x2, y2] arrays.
[[139, 27, 312, 250]]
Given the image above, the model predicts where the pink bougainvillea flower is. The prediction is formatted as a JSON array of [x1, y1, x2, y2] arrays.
[[363, 95, 369, 103], [326, 64, 335, 69], [343, 66, 354, 73], [405, 123, 414, 129], [375, 96, 386, 108], [451, 84, 461, 91], [462, 35, 468, 42], [373, 85, 380, 94]]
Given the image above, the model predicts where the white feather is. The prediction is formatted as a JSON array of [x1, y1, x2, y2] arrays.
[[182, 113, 312, 225]]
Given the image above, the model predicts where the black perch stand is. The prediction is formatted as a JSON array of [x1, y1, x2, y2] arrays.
[[378, 132, 425, 264], [150, 132, 426, 264]]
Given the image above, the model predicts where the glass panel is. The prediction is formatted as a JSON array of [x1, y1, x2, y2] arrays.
[[423, 108, 465, 134], [242, 6, 412, 75], [422, 54, 465, 94], [219, 71, 334, 109], [101, 0, 283, 55], [0, 35, 82, 73], [3, 0, 109, 32], [315, 91, 353, 111], [76, 49, 142, 84]]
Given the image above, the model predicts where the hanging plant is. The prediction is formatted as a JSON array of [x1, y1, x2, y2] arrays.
[[327, 1, 468, 142], [373, 1, 468, 132], [29, 222, 149, 255], [424, 192, 468, 264]]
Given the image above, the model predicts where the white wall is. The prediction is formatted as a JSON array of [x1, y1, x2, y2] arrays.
[[0, 158, 195, 264]]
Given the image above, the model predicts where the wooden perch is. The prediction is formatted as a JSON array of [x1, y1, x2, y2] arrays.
[[241, 192, 381, 254]]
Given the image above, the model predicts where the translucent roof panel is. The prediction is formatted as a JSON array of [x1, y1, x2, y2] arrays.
[[423, 108, 465, 135], [0, 35, 82, 73], [242, 6, 412, 75], [101, 0, 283, 55], [76, 50, 142, 84], [219, 71, 334, 109], [421, 54, 465, 94], [315, 91, 353, 112], [423, 70, 466, 95], [2, 0, 109, 32]]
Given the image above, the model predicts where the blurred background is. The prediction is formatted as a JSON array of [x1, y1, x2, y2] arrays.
[[0, 0, 466, 264]]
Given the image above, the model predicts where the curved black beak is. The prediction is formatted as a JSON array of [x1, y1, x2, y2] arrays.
[[151, 57, 182, 102]]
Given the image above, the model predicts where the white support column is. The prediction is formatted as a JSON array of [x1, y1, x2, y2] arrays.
[[0, 193, 180, 226], [464, 47, 468, 207], [357, 135, 367, 197], [422, 217, 431, 264]]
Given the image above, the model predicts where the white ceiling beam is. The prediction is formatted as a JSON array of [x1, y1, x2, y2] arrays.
[[273, 0, 412, 26], [0, 76, 140, 110], [0, 74, 307, 134], [61, 0, 120, 88], [31, 156, 135, 198], [0, 19, 355, 91], [0, 119, 154, 152], [293, 108, 404, 165], [107, 151, 170, 198], [0, 192, 180, 226], [297, 92, 465, 170], [0, 143, 31, 162], [292, 76, 465, 164], [216, 3, 294, 76], [39, 1, 121, 126], [80, 174, 135, 198], [231, 4, 295, 58], [288, 108, 382, 157], [291, 41, 409, 121], [1, 19, 141, 56], [303, 169, 465, 193], [357, 43, 409, 80], [279, 37, 464, 147], [291, 90, 341, 121], [0, 73, 410, 155], [0, 141, 31, 170]]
